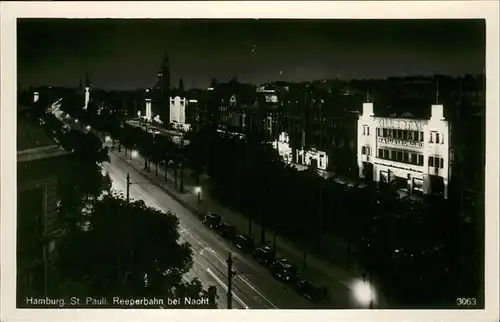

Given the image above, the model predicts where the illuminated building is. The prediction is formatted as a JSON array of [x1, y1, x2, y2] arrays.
[[84, 73, 90, 110], [145, 88, 152, 122], [33, 91, 39, 103], [357, 102, 451, 198], [169, 96, 186, 124]]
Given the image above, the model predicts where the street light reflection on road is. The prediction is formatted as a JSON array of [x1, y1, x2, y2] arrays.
[[351, 278, 377, 308]]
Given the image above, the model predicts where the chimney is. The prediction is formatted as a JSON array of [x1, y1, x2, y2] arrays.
[[362, 103, 374, 117]]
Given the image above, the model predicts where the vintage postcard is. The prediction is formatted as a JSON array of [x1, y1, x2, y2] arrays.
[[1, 1, 498, 322]]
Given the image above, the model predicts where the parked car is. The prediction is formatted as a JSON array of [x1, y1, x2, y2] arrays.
[[253, 246, 275, 267], [203, 213, 222, 229], [234, 234, 255, 253], [270, 258, 299, 282], [216, 222, 236, 241], [295, 279, 325, 302]]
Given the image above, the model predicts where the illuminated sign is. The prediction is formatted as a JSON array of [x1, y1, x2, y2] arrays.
[[375, 118, 425, 131], [378, 137, 423, 148]]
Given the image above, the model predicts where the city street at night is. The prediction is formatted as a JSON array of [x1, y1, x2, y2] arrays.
[[7, 7, 497, 322], [103, 152, 354, 309]]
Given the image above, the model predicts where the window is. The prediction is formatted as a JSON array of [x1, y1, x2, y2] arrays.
[[429, 156, 434, 167], [377, 128, 381, 137], [378, 148, 383, 158], [418, 155, 424, 166], [361, 146, 366, 154], [412, 131, 418, 141], [403, 152, 409, 163], [367, 147, 371, 155], [429, 132, 434, 143], [383, 149, 389, 159], [436, 133, 440, 144], [397, 151, 403, 162], [440, 158, 444, 168], [390, 150, 397, 161], [419, 131, 424, 142], [383, 128, 387, 137], [367, 127, 370, 136], [362, 126, 365, 135]]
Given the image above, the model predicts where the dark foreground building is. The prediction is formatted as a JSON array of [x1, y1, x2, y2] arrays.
[[17, 106, 73, 304]]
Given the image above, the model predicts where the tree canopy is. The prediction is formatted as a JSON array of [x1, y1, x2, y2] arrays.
[[57, 195, 209, 304]]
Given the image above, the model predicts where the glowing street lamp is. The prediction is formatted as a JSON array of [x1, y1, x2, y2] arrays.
[[131, 149, 139, 159], [351, 277, 377, 309], [195, 186, 202, 204], [85, 125, 91, 131]]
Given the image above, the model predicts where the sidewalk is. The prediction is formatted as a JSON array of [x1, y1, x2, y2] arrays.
[[110, 147, 385, 307]]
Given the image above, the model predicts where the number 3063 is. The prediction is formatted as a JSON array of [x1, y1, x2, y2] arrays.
[[456, 298, 476, 306]]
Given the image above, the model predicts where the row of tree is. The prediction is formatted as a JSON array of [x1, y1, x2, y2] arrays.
[[32, 103, 216, 307]]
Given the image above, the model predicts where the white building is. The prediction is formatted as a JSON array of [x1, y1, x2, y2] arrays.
[[357, 102, 451, 199], [84, 86, 90, 110], [169, 96, 186, 124], [274, 131, 329, 171], [274, 132, 293, 163], [145, 89, 152, 122]]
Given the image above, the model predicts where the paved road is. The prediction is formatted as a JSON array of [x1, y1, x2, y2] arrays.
[[103, 153, 321, 309]]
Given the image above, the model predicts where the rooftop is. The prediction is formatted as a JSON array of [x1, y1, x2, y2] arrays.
[[17, 107, 69, 162], [17, 110, 57, 152]]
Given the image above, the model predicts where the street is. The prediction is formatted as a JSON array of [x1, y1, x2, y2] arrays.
[[103, 153, 324, 309]]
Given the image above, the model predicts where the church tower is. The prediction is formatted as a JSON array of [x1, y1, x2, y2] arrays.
[[84, 73, 91, 110], [156, 52, 171, 101]]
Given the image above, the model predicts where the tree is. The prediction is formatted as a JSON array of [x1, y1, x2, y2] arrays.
[[38, 112, 111, 233], [57, 195, 213, 305]]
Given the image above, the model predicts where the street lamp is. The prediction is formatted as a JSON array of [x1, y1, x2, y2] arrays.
[[351, 275, 377, 309], [195, 186, 201, 204]]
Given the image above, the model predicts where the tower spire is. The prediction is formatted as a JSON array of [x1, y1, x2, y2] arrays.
[[435, 77, 439, 104]]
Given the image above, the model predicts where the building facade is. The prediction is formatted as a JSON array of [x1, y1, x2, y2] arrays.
[[17, 107, 73, 304], [357, 102, 451, 198], [169, 96, 187, 124]]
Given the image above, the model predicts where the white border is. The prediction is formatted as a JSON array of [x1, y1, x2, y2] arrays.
[[1, 2, 498, 322]]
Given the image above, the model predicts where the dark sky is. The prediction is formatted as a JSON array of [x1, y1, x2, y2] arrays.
[[17, 19, 485, 90]]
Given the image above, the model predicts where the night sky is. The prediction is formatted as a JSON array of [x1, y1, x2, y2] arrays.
[[17, 19, 485, 90]]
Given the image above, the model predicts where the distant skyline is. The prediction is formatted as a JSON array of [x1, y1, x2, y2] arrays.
[[17, 19, 485, 90]]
